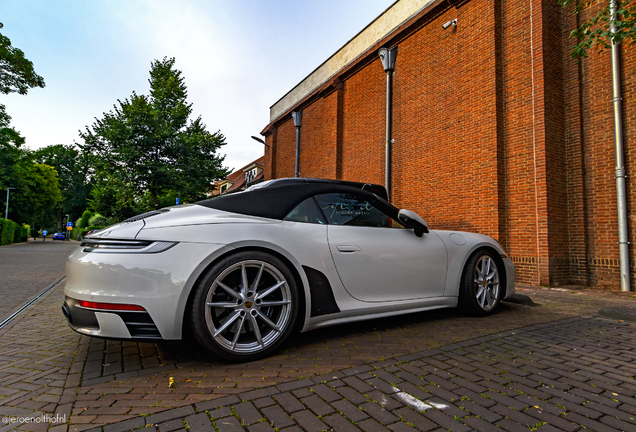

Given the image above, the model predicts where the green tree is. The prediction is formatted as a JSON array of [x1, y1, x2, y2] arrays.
[[0, 22, 45, 95], [0, 21, 47, 224], [0, 21, 44, 150], [88, 175, 139, 221], [79, 210, 92, 229], [32, 144, 93, 222], [7, 161, 62, 227], [560, 0, 636, 58], [80, 57, 229, 212]]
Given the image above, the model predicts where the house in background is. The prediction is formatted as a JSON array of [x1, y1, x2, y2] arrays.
[[212, 156, 265, 196]]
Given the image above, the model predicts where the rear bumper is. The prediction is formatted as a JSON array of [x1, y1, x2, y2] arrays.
[[62, 297, 163, 341]]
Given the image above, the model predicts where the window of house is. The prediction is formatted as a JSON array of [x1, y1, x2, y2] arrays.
[[245, 168, 258, 184], [220, 184, 228, 193]]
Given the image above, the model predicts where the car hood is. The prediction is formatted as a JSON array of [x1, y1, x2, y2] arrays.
[[85, 204, 278, 240]]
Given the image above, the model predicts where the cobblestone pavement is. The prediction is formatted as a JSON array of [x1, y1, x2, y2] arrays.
[[0, 241, 635, 431], [0, 240, 76, 322]]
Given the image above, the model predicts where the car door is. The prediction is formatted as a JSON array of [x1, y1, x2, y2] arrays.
[[314, 192, 447, 302]]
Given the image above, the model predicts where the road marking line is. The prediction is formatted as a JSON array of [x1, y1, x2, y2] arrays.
[[392, 386, 448, 412]]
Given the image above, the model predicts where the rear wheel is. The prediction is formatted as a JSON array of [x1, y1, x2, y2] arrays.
[[458, 250, 503, 316], [190, 251, 298, 362]]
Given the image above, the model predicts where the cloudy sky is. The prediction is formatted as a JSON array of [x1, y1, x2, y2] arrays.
[[2, 0, 395, 172]]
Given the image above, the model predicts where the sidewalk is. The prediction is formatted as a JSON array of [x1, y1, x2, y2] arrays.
[[0, 241, 635, 431]]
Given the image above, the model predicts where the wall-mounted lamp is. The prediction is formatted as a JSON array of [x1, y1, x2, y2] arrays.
[[251, 135, 269, 147], [442, 19, 457, 30]]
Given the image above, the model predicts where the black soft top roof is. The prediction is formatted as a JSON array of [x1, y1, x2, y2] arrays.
[[197, 178, 390, 220]]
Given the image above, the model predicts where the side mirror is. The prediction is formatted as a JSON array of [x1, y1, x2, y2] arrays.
[[397, 209, 429, 237]]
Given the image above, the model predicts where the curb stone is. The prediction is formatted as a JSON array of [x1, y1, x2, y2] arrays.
[[598, 305, 636, 322]]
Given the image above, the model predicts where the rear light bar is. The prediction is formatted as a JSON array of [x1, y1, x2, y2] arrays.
[[78, 300, 146, 312], [80, 239, 177, 254]]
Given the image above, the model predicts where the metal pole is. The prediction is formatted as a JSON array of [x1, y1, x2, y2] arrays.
[[610, 0, 632, 292], [385, 71, 393, 200], [378, 46, 397, 202], [4, 188, 9, 220], [5, 187, 15, 220], [292, 111, 303, 178], [295, 126, 300, 177]]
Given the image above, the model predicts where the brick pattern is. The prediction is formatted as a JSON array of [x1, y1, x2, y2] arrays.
[[0, 285, 85, 432], [261, 0, 636, 290], [575, 2, 636, 289], [0, 241, 75, 322], [81, 316, 636, 432], [2, 279, 636, 430], [2, 242, 636, 430]]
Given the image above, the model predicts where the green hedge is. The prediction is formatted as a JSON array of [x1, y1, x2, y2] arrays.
[[70, 225, 107, 241], [0, 219, 13, 245], [0, 219, 23, 245], [12, 222, 22, 243]]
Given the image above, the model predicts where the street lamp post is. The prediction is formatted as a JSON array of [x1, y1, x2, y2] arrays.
[[65, 214, 70, 241], [250, 136, 269, 147], [379, 46, 398, 201], [5, 187, 16, 220], [291, 111, 303, 178]]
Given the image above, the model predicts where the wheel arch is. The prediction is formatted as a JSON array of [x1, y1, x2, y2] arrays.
[[460, 245, 508, 298], [180, 245, 308, 340]]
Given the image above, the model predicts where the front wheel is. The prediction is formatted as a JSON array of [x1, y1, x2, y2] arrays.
[[189, 251, 298, 362], [458, 250, 504, 316]]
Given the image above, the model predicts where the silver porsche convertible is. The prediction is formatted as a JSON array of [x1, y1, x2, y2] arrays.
[[64, 178, 515, 362]]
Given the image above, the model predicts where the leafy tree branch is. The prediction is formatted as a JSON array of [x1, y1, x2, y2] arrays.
[[560, 0, 636, 58]]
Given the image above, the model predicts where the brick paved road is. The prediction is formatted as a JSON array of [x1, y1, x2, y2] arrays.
[[105, 315, 636, 432], [0, 240, 635, 431], [0, 240, 76, 322]]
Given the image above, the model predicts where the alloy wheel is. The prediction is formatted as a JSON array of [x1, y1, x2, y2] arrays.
[[473, 255, 499, 311], [204, 260, 292, 354]]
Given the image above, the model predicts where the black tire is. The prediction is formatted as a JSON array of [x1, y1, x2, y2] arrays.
[[458, 250, 504, 316], [189, 250, 299, 362]]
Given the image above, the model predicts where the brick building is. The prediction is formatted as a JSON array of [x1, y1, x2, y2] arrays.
[[260, 0, 634, 289], [212, 157, 264, 196]]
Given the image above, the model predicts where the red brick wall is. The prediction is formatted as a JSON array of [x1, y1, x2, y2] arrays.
[[272, 119, 296, 179], [263, 0, 635, 290], [563, 2, 589, 286], [299, 91, 339, 179], [574, 3, 636, 288], [391, 2, 499, 238], [497, 0, 538, 284], [340, 61, 386, 186]]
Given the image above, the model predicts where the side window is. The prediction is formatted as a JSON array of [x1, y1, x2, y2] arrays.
[[314, 193, 391, 227], [284, 197, 327, 224]]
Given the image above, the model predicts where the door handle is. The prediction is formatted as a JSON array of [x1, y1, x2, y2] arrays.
[[337, 245, 361, 253]]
